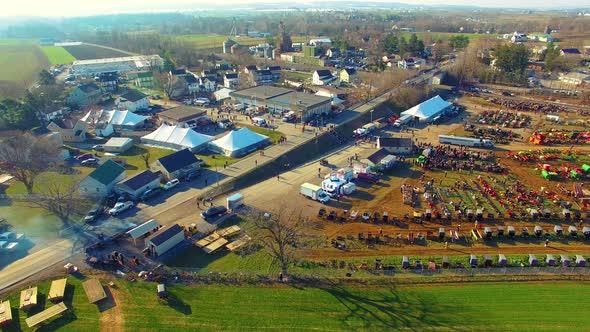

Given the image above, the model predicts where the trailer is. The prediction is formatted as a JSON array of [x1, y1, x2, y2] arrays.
[[157, 284, 167, 299], [469, 255, 478, 268], [529, 254, 538, 267], [498, 254, 507, 267], [554, 225, 563, 236], [438, 135, 494, 148], [497, 226, 505, 236], [575, 255, 586, 267], [560, 255, 571, 267], [568, 226, 578, 236], [300, 183, 330, 203], [546, 254, 556, 266], [534, 225, 543, 238]]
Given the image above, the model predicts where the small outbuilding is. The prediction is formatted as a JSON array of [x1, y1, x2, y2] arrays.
[[103, 137, 134, 153], [575, 255, 586, 267], [151, 148, 203, 181], [115, 170, 161, 200], [498, 254, 507, 267], [560, 255, 571, 267], [546, 254, 556, 266], [145, 224, 185, 257], [529, 254, 538, 267], [469, 255, 478, 268], [127, 219, 160, 245]]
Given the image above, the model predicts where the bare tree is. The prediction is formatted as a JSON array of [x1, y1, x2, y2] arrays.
[[140, 151, 151, 169], [252, 207, 305, 277], [17, 178, 90, 226], [154, 73, 176, 99], [0, 133, 61, 194]]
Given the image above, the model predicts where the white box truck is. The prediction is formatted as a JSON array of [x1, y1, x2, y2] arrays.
[[300, 183, 330, 204], [393, 114, 413, 127]]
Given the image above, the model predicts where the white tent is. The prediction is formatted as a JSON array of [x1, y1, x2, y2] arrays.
[[209, 127, 270, 157], [141, 124, 214, 152], [81, 109, 148, 129], [401, 95, 451, 122]]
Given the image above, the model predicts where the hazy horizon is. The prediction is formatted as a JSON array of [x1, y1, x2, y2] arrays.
[[1, 0, 590, 18]]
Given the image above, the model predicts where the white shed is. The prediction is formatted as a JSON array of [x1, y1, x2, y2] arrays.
[[145, 224, 185, 257]]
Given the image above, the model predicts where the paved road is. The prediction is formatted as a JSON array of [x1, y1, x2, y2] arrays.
[[0, 68, 442, 291]]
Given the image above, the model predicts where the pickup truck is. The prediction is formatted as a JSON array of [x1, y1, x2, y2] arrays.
[[109, 201, 134, 216]]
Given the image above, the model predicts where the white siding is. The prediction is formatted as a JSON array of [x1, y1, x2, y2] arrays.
[[149, 231, 184, 256]]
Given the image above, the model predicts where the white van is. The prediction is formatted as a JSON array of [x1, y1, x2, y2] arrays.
[[251, 117, 267, 127]]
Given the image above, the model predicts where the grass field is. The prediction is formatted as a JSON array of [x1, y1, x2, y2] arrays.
[[179, 34, 309, 50], [40, 46, 77, 65], [62, 44, 131, 60], [6, 278, 589, 331], [0, 39, 49, 98], [244, 125, 285, 144]]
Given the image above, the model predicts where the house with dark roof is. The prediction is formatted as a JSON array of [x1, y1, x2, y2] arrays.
[[267, 66, 282, 81], [327, 48, 340, 58], [79, 160, 126, 197], [145, 224, 185, 256], [377, 137, 414, 154], [340, 68, 358, 84], [244, 65, 258, 73], [183, 75, 200, 94], [250, 69, 274, 86], [561, 48, 582, 57], [312, 70, 335, 86], [151, 148, 203, 181], [115, 89, 149, 112], [115, 170, 161, 199], [47, 119, 88, 142], [224, 72, 240, 88], [365, 148, 391, 166], [67, 83, 102, 107], [398, 58, 416, 69], [169, 68, 187, 77], [158, 105, 208, 128]]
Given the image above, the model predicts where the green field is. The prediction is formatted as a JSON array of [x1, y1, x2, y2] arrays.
[[40, 46, 77, 65], [179, 34, 309, 50], [4, 279, 590, 331], [0, 39, 49, 98]]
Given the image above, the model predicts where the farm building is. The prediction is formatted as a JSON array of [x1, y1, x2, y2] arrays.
[[209, 127, 270, 157], [376, 137, 413, 154], [126, 219, 160, 245], [151, 148, 203, 181], [400, 95, 452, 122], [141, 124, 213, 152], [559, 72, 590, 85], [79, 160, 126, 197], [115, 89, 149, 112], [158, 106, 208, 128], [72, 55, 164, 76], [134, 71, 154, 88], [103, 137, 134, 153], [115, 170, 160, 200], [47, 119, 88, 143], [145, 224, 185, 257], [67, 83, 102, 107], [230, 86, 331, 121], [81, 109, 148, 130]]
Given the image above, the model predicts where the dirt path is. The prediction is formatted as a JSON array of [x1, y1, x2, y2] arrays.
[[99, 285, 125, 332]]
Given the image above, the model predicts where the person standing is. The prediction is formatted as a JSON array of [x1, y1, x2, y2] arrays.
[[545, 239, 549, 247]]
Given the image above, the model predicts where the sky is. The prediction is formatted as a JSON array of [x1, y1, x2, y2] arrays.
[[1, 0, 589, 17]]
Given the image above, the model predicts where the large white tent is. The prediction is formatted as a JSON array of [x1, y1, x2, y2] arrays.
[[401, 95, 451, 122], [141, 124, 214, 152], [81, 109, 148, 129], [209, 127, 270, 157]]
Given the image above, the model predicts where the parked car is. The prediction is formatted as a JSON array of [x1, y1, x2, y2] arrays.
[[0, 232, 24, 242], [140, 187, 162, 201], [92, 145, 104, 151], [356, 172, 379, 183], [163, 179, 180, 190], [109, 201, 134, 216], [116, 193, 131, 203], [76, 153, 94, 161], [84, 208, 103, 223], [183, 170, 201, 182], [218, 119, 233, 129], [200, 206, 227, 220], [81, 158, 98, 166]]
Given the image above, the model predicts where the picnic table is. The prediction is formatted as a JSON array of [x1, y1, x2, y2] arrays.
[[82, 279, 107, 304], [19, 287, 38, 310], [25, 302, 67, 328], [203, 238, 228, 254], [216, 225, 241, 238], [0, 301, 12, 326], [196, 233, 220, 248], [48, 278, 67, 302], [226, 235, 251, 252]]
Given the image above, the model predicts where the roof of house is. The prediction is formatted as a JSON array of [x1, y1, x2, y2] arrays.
[[367, 148, 391, 165], [136, 71, 153, 79], [561, 48, 581, 54], [170, 69, 187, 76], [403, 58, 415, 63], [119, 89, 148, 103], [98, 72, 118, 82], [224, 73, 238, 79], [245, 65, 258, 70], [156, 148, 200, 173], [267, 65, 281, 71], [230, 86, 331, 109], [342, 68, 357, 75], [104, 137, 133, 148], [88, 160, 126, 186], [148, 224, 183, 246], [78, 83, 100, 94], [184, 75, 198, 84], [315, 70, 333, 78], [254, 69, 272, 76], [117, 170, 159, 191], [378, 137, 413, 148], [159, 106, 207, 122]]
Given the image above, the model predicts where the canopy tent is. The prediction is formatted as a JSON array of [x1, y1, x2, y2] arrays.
[[209, 127, 270, 157], [81, 109, 148, 128], [142, 124, 213, 152], [400, 95, 452, 122]]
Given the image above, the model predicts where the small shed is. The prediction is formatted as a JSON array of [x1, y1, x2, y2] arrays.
[[534, 225, 543, 237], [546, 254, 556, 266], [157, 284, 167, 299], [127, 219, 160, 245], [560, 255, 571, 267], [145, 224, 185, 257], [48, 278, 67, 302], [19, 287, 38, 310], [82, 279, 107, 304], [529, 254, 538, 267], [25, 302, 67, 328], [568, 225, 578, 236], [442, 256, 450, 268], [0, 300, 12, 326], [103, 137, 134, 153], [469, 255, 478, 268], [483, 254, 492, 267], [575, 255, 586, 267], [554, 225, 563, 235], [498, 254, 507, 267], [497, 226, 505, 236], [402, 256, 410, 269], [583, 226, 590, 238]]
